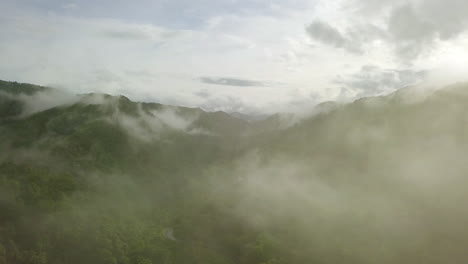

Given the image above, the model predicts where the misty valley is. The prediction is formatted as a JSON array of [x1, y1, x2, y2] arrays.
[[1, 80, 468, 263]]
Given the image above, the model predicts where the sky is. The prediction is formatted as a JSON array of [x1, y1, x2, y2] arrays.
[[1, 0, 468, 114]]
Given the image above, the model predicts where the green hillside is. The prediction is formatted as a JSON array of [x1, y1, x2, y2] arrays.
[[2, 80, 468, 264]]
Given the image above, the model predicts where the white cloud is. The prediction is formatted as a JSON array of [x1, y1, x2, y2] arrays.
[[0, 9, 325, 113], [313, 0, 468, 64], [0, 0, 467, 114], [0, 88, 79, 116], [334, 65, 427, 98], [62, 3, 78, 10]]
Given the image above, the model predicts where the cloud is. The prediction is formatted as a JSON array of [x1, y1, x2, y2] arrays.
[[194, 89, 211, 98], [200, 96, 260, 114], [313, 0, 468, 63], [306, 20, 388, 55], [203, 90, 468, 262], [98, 24, 178, 42], [334, 65, 427, 98], [0, 88, 79, 116], [387, 0, 468, 61], [2, 0, 468, 114], [199, 77, 266, 87], [385, 4, 439, 61], [306, 21, 353, 52], [6, 0, 315, 30], [102, 100, 206, 142], [62, 2, 78, 10], [101, 29, 153, 40], [0, 12, 324, 113]]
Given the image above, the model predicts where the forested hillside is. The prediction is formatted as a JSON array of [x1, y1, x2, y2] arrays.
[[2, 80, 468, 264]]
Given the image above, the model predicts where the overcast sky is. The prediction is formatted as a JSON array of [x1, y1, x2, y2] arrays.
[[1, 0, 468, 113]]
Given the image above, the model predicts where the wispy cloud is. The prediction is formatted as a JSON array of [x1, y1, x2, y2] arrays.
[[199, 77, 266, 87], [1, 0, 468, 113], [334, 65, 427, 98], [311, 0, 468, 63]]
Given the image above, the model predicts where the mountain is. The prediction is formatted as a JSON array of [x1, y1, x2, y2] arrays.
[[228, 112, 270, 123], [1, 80, 468, 264]]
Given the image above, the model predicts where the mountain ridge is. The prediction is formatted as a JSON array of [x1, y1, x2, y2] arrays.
[[2, 79, 468, 264]]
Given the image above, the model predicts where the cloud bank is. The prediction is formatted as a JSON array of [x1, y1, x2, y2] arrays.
[[1, 0, 468, 114]]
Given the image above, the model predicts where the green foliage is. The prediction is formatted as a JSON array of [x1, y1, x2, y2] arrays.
[[0, 163, 78, 209], [0, 81, 262, 264], [3, 80, 468, 263], [0, 80, 47, 95], [0, 96, 23, 118]]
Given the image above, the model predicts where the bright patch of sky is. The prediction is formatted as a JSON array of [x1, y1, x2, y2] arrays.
[[1, 0, 467, 114]]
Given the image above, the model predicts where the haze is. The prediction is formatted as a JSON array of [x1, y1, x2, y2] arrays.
[[2, 1, 468, 264], [2, 0, 468, 113]]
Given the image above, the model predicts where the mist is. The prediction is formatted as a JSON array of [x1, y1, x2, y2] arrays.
[[2, 0, 468, 262], [194, 83, 468, 263], [2, 78, 468, 264]]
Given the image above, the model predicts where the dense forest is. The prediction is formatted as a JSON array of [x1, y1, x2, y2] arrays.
[[2, 80, 468, 264]]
